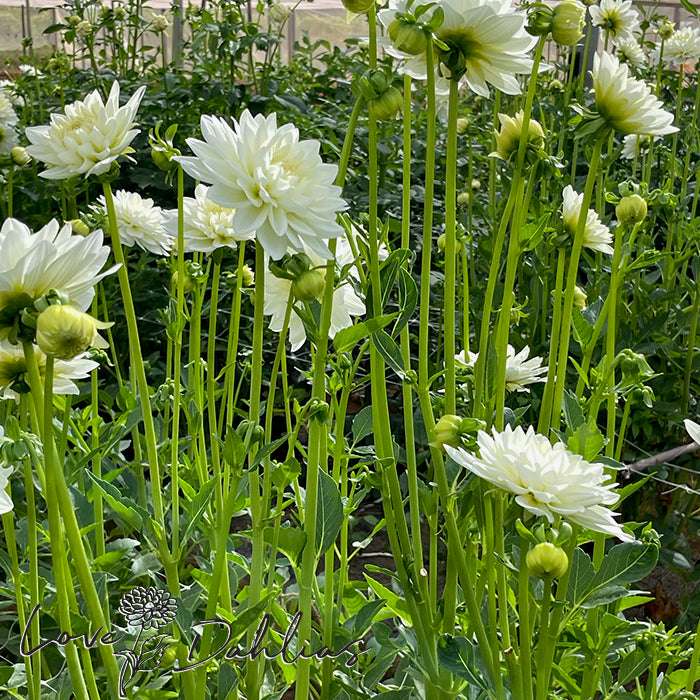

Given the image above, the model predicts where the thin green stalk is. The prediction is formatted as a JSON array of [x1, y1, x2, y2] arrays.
[[682, 272, 700, 414], [550, 138, 604, 431], [518, 537, 534, 700], [535, 577, 554, 700]]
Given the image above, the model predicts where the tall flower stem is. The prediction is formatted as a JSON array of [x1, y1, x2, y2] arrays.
[[444, 78, 459, 415], [549, 138, 604, 431], [534, 576, 554, 700], [518, 538, 534, 700]]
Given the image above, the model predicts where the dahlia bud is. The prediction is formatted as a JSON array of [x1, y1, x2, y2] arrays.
[[456, 117, 469, 135], [457, 192, 470, 206], [341, 0, 374, 14], [151, 147, 176, 172], [368, 86, 403, 121], [433, 414, 463, 448], [241, 265, 255, 287], [151, 14, 170, 32], [437, 233, 447, 252], [549, 79, 564, 92], [76, 20, 93, 36], [491, 110, 545, 162], [658, 21, 674, 40], [471, 179, 481, 190], [616, 194, 647, 225], [36, 305, 110, 360], [388, 18, 429, 55], [269, 2, 292, 23], [67, 14, 81, 26], [525, 543, 569, 579], [573, 285, 587, 310], [11, 146, 31, 166], [113, 5, 127, 20], [526, 7, 553, 37], [292, 269, 326, 301], [551, 0, 585, 46], [68, 219, 90, 236], [171, 270, 194, 293]]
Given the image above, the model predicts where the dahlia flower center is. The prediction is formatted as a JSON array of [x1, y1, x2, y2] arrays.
[[0, 357, 28, 388], [438, 29, 485, 64], [600, 13, 621, 34]]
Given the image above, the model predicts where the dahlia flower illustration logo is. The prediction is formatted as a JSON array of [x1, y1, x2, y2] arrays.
[[116, 586, 178, 698]]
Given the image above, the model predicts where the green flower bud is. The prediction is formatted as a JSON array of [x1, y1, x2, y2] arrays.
[[113, 5, 127, 20], [292, 269, 326, 301], [269, 2, 292, 23], [551, 0, 585, 46], [342, 0, 374, 14], [68, 219, 90, 236], [573, 285, 587, 310], [171, 270, 194, 293], [67, 14, 81, 26], [491, 110, 545, 162], [433, 414, 463, 448], [616, 194, 647, 225], [456, 117, 469, 135], [457, 191, 470, 206], [11, 146, 31, 166], [437, 233, 447, 252], [151, 147, 176, 172], [241, 265, 255, 287], [471, 178, 481, 190], [388, 18, 429, 55], [526, 8, 553, 37], [368, 86, 403, 121], [36, 305, 111, 360], [526, 542, 569, 579], [658, 21, 674, 40], [549, 79, 564, 92], [76, 20, 93, 36]]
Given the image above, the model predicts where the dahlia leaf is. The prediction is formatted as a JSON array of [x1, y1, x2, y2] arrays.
[[315, 468, 344, 557]]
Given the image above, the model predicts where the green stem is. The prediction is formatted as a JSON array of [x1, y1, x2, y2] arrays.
[[535, 577, 554, 700]]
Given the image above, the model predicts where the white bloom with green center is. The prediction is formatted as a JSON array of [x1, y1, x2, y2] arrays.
[[176, 111, 347, 260], [0, 340, 98, 401], [97, 190, 172, 256], [620, 133, 655, 160], [164, 184, 255, 253], [445, 425, 633, 540], [592, 52, 677, 135], [589, 0, 640, 45], [397, 0, 536, 97], [658, 25, 700, 65], [616, 39, 646, 68], [456, 344, 546, 392], [25, 81, 146, 180], [0, 122, 19, 155], [0, 218, 116, 339], [0, 94, 18, 125], [263, 241, 366, 351], [561, 185, 613, 254]]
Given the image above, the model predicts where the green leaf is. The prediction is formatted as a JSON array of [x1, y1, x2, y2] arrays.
[[680, 0, 698, 20], [333, 313, 397, 352], [264, 524, 306, 567], [567, 421, 605, 461], [181, 477, 218, 543], [437, 635, 489, 689], [617, 649, 651, 685], [562, 390, 585, 432], [364, 575, 412, 625], [222, 428, 247, 471], [86, 472, 149, 532], [371, 329, 406, 377], [343, 599, 387, 639], [316, 469, 344, 557], [393, 268, 418, 336], [566, 548, 596, 607], [572, 307, 593, 349], [351, 406, 373, 444]]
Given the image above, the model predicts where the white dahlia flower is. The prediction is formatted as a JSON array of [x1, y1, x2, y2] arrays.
[[616, 39, 646, 68], [263, 242, 366, 351], [0, 218, 116, 338], [620, 133, 656, 160], [445, 425, 633, 540], [561, 185, 613, 255], [98, 190, 172, 255], [25, 81, 146, 180], [685, 418, 700, 445], [0, 81, 24, 108], [592, 52, 677, 136], [589, 0, 641, 45], [176, 111, 347, 260], [456, 344, 547, 392], [0, 94, 18, 126], [164, 184, 255, 253], [0, 122, 19, 155], [657, 25, 700, 65], [0, 340, 98, 401], [407, 0, 535, 97]]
